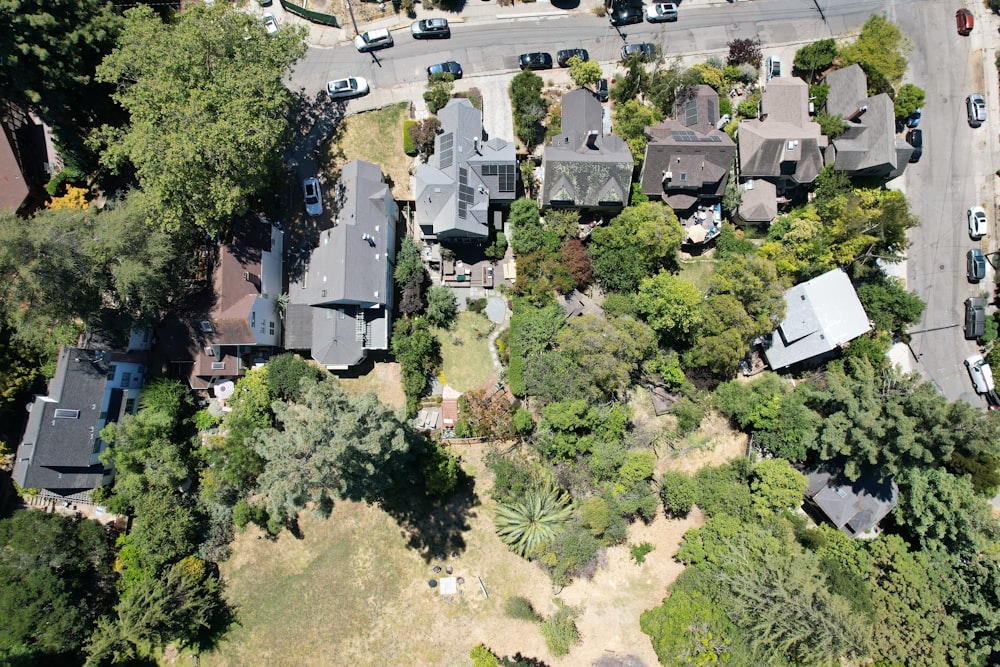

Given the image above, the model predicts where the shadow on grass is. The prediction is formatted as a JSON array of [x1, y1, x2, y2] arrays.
[[379, 463, 481, 562]]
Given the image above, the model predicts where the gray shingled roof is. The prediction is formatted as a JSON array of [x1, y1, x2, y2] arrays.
[[736, 177, 777, 223], [286, 160, 397, 369], [12, 347, 128, 494], [805, 464, 898, 537], [415, 99, 516, 240], [640, 87, 735, 204], [541, 89, 634, 209], [762, 268, 872, 369], [824, 65, 903, 177]]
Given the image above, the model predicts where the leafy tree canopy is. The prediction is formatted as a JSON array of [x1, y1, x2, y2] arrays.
[[839, 15, 911, 93], [590, 201, 683, 292], [567, 58, 603, 89], [95, 4, 307, 233], [894, 83, 925, 120], [635, 271, 704, 345], [792, 38, 839, 80]]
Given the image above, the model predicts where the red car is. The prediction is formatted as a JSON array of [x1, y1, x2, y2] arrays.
[[956, 8, 973, 36]]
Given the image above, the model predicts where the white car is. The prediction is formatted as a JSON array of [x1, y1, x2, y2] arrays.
[[303, 177, 322, 217], [968, 206, 988, 239], [354, 28, 393, 52], [646, 2, 678, 22], [965, 354, 995, 394], [262, 13, 278, 34], [326, 77, 369, 100]]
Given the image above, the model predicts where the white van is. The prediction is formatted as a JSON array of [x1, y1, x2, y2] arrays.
[[965, 354, 995, 394], [354, 28, 393, 52], [765, 55, 781, 81]]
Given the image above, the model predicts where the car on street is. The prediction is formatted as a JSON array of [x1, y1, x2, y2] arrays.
[[965, 354, 995, 394], [621, 43, 656, 61], [594, 78, 609, 103], [411, 18, 450, 39], [354, 28, 393, 52], [302, 177, 322, 217], [965, 297, 986, 339], [966, 93, 986, 127], [609, 5, 643, 27], [967, 248, 987, 282], [968, 205, 988, 239], [557, 49, 589, 67], [427, 61, 463, 79], [326, 77, 369, 100], [956, 8, 974, 36], [906, 128, 922, 163], [262, 13, 278, 34], [906, 107, 921, 128], [646, 2, 678, 22], [519, 52, 554, 70]]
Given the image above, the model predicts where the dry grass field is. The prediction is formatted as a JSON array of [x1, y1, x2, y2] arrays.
[[434, 312, 496, 393], [327, 102, 412, 201]]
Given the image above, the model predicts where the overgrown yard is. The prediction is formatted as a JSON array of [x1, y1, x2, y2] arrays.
[[327, 101, 412, 200], [434, 311, 495, 392], [677, 256, 718, 295], [201, 443, 709, 666]]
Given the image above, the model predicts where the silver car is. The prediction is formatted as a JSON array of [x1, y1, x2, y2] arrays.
[[326, 77, 369, 100], [302, 177, 322, 217], [966, 93, 986, 127]]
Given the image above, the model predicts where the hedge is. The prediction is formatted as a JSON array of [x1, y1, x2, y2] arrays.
[[403, 120, 417, 156]]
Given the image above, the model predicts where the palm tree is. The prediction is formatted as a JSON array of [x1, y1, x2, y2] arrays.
[[494, 486, 573, 557]]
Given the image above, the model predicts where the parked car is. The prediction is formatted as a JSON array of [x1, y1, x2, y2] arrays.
[[968, 206, 988, 239], [427, 61, 463, 80], [621, 43, 656, 61], [594, 78, 609, 103], [519, 52, 553, 71], [557, 48, 589, 67], [609, 5, 643, 26], [646, 2, 678, 22], [906, 128, 922, 163], [302, 177, 322, 217], [966, 93, 986, 127], [965, 354, 995, 395], [354, 28, 393, 52], [765, 54, 781, 81], [906, 107, 921, 128], [262, 13, 278, 34], [956, 8, 974, 36], [965, 297, 986, 340], [258, 0, 272, 6], [326, 77, 369, 100], [968, 248, 987, 282], [411, 18, 450, 39]]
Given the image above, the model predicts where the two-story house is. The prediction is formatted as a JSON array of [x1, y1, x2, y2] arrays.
[[540, 88, 634, 213], [12, 346, 145, 497], [415, 98, 517, 243], [284, 160, 397, 371]]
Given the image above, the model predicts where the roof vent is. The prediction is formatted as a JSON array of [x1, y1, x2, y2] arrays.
[[200, 320, 214, 333], [243, 271, 251, 281], [847, 105, 867, 122]]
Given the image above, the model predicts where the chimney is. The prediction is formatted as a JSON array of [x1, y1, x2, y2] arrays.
[[473, 138, 481, 154], [847, 105, 867, 122], [662, 170, 672, 186], [585, 130, 599, 149]]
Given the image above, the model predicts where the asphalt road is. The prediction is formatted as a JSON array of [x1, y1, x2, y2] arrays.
[[892, 1, 996, 405]]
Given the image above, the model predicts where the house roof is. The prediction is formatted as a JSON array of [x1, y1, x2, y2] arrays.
[[286, 160, 396, 369], [762, 268, 872, 369], [209, 215, 274, 344], [541, 88, 634, 209], [640, 88, 736, 201], [736, 177, 777, 223], [0, 124, 29, 213], [12, 347, 127, 493], [805, 463, 898, 537], [738, 77, 827, 183], [415, 98, 516, 239], [824, 65, 900, 176]]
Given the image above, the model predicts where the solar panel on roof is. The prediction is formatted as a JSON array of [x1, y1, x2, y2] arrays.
[[439, 133, 454, 169], [685, 100, 698, 127], [499, 164, 515, 192], [707, 98, 717, 123], [459, 167, 468, 185]]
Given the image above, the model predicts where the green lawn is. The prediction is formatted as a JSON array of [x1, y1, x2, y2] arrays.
[[434, 311, 496, 392], [678, 257, 718, 295]]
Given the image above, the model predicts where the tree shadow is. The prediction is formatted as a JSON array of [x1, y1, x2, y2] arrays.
[[379, 460, 481, 562], [549, 0, 580, 9]]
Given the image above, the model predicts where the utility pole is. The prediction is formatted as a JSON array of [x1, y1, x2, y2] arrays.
[[345, 0, 360, 36]]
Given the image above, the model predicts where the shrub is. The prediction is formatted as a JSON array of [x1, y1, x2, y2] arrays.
[[468, 297, 487, 314], [421, 441, 459, 497], [45, 165, 84, 197], [715, 223, 755, 258], [630, 541, 654, 564], [193, 409, 220, 431], [793, 38, 839, 79], [424, 79, 454, 114], [504, 596, 542, 622], [672, 396, 705, 435], [409, 117, 441, 159], [402, 119, 417, 155], [727, 37, 762, 67], [513, 408, 535, 435], [484, 231, 508, 260], [540, 603, 581, 656], [737, 91, 761, 118], [660, 471, 696, 518]]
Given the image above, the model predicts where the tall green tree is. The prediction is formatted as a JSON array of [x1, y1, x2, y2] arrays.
[[0, 511, 114, 664], [839, 15, 911, 94], [635, 271, 704, 345], [510, 70, 547, 149], [589, 202, 684, 292], [94, 4, 307, 233], [391, 316, 440, 416], [253, 377, 417, 525], [0, 0, 123, 166]]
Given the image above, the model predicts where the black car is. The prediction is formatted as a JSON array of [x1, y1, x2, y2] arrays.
[[610, 5, 643, 26], [519, 52, 553, 71], [906, 128, 922, 163], [621, 43, 656, 61], [594, 78, 609, 102], [556, 48, 590, 67], [427, 61, 463, 80]]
